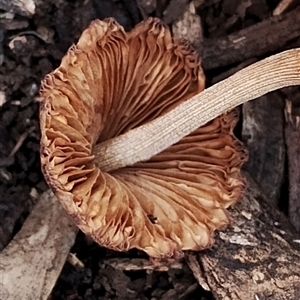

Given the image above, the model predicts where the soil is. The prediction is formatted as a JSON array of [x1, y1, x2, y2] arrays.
[[0, 0, 299, 299]]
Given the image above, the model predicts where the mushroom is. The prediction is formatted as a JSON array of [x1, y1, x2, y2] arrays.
[[40, 17, 300, 258], [40, 18, 248, 258]]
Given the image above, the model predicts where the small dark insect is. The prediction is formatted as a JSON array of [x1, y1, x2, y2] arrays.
[[147, 214, 158, 224]]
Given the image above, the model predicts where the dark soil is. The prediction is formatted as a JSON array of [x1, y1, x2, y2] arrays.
[[1, 0, 299, 299]]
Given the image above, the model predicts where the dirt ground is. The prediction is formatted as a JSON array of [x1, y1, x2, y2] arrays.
[[1, 0, 300, 299]]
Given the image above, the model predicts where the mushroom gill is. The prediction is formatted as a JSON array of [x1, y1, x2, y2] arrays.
[[39, 18, 248, 258]]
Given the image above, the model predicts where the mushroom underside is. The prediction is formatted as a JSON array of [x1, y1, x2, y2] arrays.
[[40, 18, 247, 258]]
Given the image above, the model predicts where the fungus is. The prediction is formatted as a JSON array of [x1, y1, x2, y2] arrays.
[[40, 18, 271, 258]]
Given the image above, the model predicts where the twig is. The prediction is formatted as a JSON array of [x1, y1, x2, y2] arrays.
[[202, 5, 300, 70], [9, 126, 34, 158], [273, 0, 299, 15], [104, 257, 183, 272]]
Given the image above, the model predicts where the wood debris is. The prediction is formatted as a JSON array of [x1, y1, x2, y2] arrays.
[[188, 174, 300, 299], [273, 0, 300, 15], [0, 190, 77, 300], [285, 100, 300, 231]]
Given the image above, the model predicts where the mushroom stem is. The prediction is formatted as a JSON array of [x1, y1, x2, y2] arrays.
[[93, 48, 300, 172]]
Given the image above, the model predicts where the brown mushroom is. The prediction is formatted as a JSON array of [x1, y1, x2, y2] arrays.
[[39, 17, 248, 258]]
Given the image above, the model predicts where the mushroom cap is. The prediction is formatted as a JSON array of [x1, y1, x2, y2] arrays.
[[40, 18, 247, 258]]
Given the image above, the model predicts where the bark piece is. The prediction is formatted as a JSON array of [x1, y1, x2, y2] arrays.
[[0, 19, 29, 30], [0, 0, 35, 16], [285, 100, 300, 231], [0, 190, 77, 300], [172, 1, 203, 53], [122, 0, 142, 25], [187, 173, 300, 300], [137, 0, 156, 15], [162, 0, 189, 24], [202, 5, 300, 70], [241, 92, 286, 203]]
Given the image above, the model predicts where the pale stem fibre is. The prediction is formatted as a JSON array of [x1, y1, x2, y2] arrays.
[[93, 48, 300, 172]]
